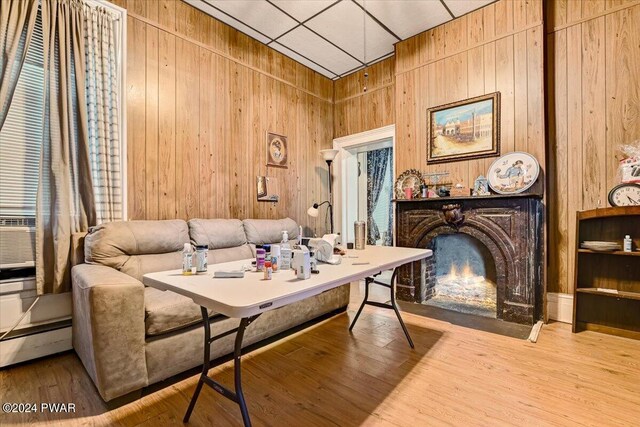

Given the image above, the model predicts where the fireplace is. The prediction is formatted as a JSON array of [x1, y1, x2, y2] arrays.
[[395, 194, 544, 325], [429, 234, 498, 318]]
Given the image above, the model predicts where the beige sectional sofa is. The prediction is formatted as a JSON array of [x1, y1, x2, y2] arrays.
[[71, 217, 349, 402]]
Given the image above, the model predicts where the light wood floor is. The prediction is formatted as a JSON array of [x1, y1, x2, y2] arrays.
[[1, 283, 639, 426]]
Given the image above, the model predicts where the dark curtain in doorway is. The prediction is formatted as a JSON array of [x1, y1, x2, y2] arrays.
[[366, 147, 392, 245]]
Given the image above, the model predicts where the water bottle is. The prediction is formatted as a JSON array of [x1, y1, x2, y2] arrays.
[[182, 243, 193, 275]]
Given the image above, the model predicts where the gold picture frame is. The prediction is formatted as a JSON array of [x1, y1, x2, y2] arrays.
[[427, 92, 500, 164]]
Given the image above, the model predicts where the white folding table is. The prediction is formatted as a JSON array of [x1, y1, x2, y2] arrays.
[[143, 245, 432, 426]]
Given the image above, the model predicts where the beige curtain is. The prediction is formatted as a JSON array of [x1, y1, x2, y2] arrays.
[[84, 4, 122, 223], [36, 0, 96, 294], [0, 0, 38, 128]]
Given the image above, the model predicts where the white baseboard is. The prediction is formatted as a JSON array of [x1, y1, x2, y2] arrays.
[[0, 326, 72, 368], [547, 293, 573, 324]]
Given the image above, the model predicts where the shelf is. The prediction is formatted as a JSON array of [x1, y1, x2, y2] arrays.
[[578, 249, 640, 257], [576, 288, 640, 301]]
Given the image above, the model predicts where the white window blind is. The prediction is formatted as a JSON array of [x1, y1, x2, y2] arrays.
[[0, 13, 45, 218]]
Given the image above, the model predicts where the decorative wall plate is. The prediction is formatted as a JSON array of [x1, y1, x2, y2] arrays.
[[394, 169, 425, 199], [487, 151, 540, 194]]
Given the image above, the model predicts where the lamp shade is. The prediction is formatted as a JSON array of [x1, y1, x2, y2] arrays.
[[307, 204, 319, 217], [320, 149, 339, 161]]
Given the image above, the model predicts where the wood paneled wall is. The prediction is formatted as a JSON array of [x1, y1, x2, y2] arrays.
[[334, 57, 395, 138], [110, 0, 334, 232], [394, 0, 545, 189], [546, 0, 640, 294]]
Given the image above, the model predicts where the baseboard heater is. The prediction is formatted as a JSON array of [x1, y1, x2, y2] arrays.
[[0, 320, 72, 368]]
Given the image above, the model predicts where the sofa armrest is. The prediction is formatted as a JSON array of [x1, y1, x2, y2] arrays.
[[72, 264, 148, 401]]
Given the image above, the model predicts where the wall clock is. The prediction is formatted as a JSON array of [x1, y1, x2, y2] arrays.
[[608, 183, 640, 206]]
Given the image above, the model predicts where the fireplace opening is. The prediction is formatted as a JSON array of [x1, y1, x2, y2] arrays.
[[426, 234, 497, 318]]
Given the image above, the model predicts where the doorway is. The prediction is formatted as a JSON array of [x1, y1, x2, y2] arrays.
[[357, 148, 393, 246], [332, 125, 395, 247]]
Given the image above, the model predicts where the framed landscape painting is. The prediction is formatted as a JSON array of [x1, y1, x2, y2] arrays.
[[426, 92, 500, 164]]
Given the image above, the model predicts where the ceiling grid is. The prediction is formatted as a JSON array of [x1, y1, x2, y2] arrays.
[[186, 0, 495, 79]]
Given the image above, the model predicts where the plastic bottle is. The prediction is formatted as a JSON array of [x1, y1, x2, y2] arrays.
[[256, 245, 266, 271], [182, 243, 193, 275], [280, 231, 292, 270], [624, 235, 632, 252], [195, 245, 208, 273], [264, 244, 272, 263], [270, 244, 280, 272], [263, 261, 272, 280], [281, 230, 290, 249]]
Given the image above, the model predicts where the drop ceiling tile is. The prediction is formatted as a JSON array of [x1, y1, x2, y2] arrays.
[[270, 0, 338, 22], [270, 42, 336, 78], [354, 0, 452, 40], [306, 0, 396, 62], [277, 26, 362, 76], [185, 0, 271, 43], [444, 0, 494, 18], [207, 0, 298, 39]]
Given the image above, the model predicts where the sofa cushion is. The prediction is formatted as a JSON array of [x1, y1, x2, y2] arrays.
[[209, 245, 253, 264], [84, 220, 189, 281], [144, 287, 216, 336], [242, 218, 298, 245], [188, 219, 247, 249]]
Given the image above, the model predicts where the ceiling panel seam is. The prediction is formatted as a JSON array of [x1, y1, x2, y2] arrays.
[[202, 0, 275, 42], [350, 0, 401, 42], [440, 0, 456, 19]]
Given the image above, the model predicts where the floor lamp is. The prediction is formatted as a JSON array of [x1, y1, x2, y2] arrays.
[[308, 149, 339, 234]]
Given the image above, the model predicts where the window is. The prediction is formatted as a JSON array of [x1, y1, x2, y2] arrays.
[[0, 12, 45, 218], [0, 2, 126, 221]]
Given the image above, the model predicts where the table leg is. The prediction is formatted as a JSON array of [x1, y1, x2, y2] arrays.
[[184, 307, 258, 426], [389, 268, 415, 349], [235, 317, 251, 426], [183, 307, 211, 423], [349, 268, 415, 348]]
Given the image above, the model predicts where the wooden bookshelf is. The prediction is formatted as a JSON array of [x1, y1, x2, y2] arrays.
[[572, 206, 640, 340]]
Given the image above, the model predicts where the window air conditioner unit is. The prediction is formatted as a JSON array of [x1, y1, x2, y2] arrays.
[[0, 218, 36, 270]]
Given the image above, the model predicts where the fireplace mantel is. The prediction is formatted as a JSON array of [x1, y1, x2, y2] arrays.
[[395, 193, 544, 324], [393, 191, 543, 203]]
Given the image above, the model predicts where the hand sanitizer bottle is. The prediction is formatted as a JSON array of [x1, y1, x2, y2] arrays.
[[182, 243, 193, 275], [280, 231, 292, 270]]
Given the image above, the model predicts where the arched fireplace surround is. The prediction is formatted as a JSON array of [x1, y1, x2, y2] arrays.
[[395, 195, 543, 325]]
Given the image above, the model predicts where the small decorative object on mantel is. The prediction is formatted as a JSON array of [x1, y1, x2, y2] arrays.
[[256, 176, 279, 202], [472, 175, 490, 196], [427, 92, 501, 164], [438, 187, 450, 197], [266, 132, 288, 168], [608, 183, 640, 206], [424, 171, 450, 198], [450, 183, 470, 197], [420, 183, 428, 198], [487, 151, 540, 194], [394, 169, 425, 199], [442, 204, 465, 228]]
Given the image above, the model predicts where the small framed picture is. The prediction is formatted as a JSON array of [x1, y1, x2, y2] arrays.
[[266, 132, 288, 168]]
